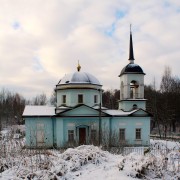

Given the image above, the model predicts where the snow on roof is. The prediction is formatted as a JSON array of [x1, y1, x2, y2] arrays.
[[102, 109, 137, 116], [23, 105, 55, 116], [92, 105, 108, 110], [57, 105, 71, 109]]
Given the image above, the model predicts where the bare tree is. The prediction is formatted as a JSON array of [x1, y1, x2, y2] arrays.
[[160, 66, 173, 93], [32, 93, 47, 105], [102, 89, 120, 109], [49, 90, 56, 106], [0, 88, 26, 128]]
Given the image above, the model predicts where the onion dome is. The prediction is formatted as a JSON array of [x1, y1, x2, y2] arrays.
[[119, 63, 145, 76]]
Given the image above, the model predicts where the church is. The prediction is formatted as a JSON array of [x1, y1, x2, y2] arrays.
[[23, 31, 151, 148]]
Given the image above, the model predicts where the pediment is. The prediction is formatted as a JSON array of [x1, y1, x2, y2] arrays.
[[59, 104, 107, 116]]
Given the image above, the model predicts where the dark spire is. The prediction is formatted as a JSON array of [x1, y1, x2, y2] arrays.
[[128, 25, 135, 63]]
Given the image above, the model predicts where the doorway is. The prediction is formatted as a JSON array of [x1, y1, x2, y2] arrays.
[[79, 128, 86, 145]]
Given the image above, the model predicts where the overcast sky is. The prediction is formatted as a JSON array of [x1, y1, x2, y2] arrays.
[[0, 0, 180, 99]]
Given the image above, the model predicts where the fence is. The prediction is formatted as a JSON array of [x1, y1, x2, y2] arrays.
[[122, 146, 179, 156], [150, 134, 180, 141]]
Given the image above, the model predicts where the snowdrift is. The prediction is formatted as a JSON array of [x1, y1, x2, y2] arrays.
[[0, 140, 179, 180]]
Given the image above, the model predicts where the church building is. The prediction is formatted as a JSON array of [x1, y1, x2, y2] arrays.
[[23, 31, 151, 148]]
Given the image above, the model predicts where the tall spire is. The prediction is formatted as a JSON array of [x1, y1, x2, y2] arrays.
[[128, 24, 135, 63]]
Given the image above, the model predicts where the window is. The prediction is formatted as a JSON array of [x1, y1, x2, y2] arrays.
[[62, 95, 66, 104], [68, 130, 74, 142], [133, 104, 138, 109], [119, 129, 125, 140], [94, 95, 98, 104], [91, 129, 97, 142], [78, 94, 83, 103], [136, 128, 141, 140]]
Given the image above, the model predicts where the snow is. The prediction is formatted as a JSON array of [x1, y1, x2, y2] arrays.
[[0, 139, 179, 180], [23, 105, 146, 117], [0, 129, 10, 135], [103, 109, 137, 116], [92, 105, 108, 110], [13, 133, 22, 139], [57, 105, 71, 109], [23, 105, 55, 116], [58, 71, 101, 85], [150, 139, 180, 149]]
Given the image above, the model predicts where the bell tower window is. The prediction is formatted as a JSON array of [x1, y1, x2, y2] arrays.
[[130, 80, 139, 99]]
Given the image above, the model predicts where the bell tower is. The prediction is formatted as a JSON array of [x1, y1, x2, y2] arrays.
[[118, 29, 146, 111]]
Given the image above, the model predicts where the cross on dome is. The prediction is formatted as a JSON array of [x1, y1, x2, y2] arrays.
[[77, 60, 81, 72]]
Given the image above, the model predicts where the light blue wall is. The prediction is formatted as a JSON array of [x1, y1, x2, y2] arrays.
[[62, 105, 101, 116], [119, 100, 146, 111], [25, 115, 150, 148], [111, 117, 150, 146], [56, 117, 99, 147], [56, 118, 64, 147], [57, 89, 100, 107], [25, 117, 53, 148]]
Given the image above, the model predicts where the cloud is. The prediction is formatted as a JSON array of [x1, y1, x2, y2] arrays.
[[0, 0, 180, 98]]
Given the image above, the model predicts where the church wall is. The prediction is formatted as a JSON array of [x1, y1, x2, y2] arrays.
[[54, 117, 110, 148], [63, 117, 99, 146], [110, 117, 150, 146], [119, 101, 146, 111], [62, 107, 98, 116], [55, 118, 64, 147], [24, 116, 150, 148], [120, 74, 144, 99], [57, 89, 100, 107], [101, 118, 110, 146], [25, 117, 53, 148]]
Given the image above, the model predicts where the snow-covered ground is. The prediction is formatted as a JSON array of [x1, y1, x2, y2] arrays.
[[0, 139, 179, 180]]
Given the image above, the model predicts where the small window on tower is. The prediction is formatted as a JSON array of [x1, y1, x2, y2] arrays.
[[78, 94, 83, 104], [133, 104, 138, 109], [62, 95, 66, 104], [94, 95, 98, 104]]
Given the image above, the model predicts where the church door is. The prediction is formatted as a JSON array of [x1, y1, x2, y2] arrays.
[[79, 128, 86, 145]]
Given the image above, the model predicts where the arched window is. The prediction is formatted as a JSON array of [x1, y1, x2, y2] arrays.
[[130, 80, 139, 99], [133, 104, 138, 109]]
